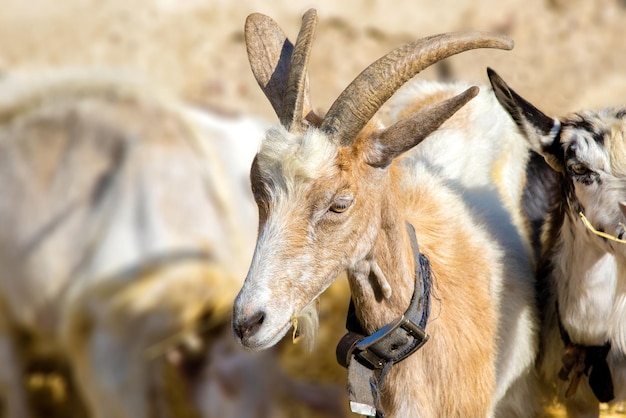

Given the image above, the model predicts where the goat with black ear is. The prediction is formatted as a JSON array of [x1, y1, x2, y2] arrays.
[[489, 67, 626, 417]]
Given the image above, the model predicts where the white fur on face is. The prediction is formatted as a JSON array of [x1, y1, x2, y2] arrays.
[[560, 111, 626, 255], [551, 109, 626, 345], [233, 125, 345, 350], [256, 125, 339, 191]]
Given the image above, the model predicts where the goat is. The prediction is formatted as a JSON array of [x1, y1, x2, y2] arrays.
[[232, 9, 541, 417], [0, 70, 263, 417], [488, 68, 626, 417]]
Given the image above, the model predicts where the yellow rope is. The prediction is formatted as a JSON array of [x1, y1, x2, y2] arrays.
[[579, 211, 626, 244], [291, 317, 301, 344]]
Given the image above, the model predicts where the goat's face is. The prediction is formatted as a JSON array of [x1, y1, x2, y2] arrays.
[[232, 125, 385, 350], [232, 83, 478, 350], [233, 10, 512, 350], [558, 112, 626, 247], [488, 68, 626, 255]]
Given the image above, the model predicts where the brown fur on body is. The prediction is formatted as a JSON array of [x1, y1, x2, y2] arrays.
[[234, 10, 540, 417], [237, 91, 539, 416], [349, 145, 500, 416]]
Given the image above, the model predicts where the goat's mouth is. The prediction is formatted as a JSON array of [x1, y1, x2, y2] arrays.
[[579, 211, 626, 245], [238, 320, 292, 351], [237, 298, 320, 352]]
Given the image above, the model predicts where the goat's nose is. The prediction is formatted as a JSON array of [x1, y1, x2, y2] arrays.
[[233, 310, 265, 340]]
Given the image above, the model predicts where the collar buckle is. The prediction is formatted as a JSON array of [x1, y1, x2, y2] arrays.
[[336, 222, 432, 417], [336, 314, 429, 370], [354, 314, 428, 369]]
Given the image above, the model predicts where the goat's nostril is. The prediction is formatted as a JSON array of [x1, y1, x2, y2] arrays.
[[234, 311, 265, 340]]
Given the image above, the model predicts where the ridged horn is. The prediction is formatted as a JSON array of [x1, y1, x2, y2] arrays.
[[280, 9, 318, 133], [320, 31, 514, 145], [375, 86, 480, 166]]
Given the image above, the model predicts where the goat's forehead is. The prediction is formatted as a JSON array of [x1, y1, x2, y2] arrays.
[[255, 125, 340, 186], [561, 110, 626, 163]]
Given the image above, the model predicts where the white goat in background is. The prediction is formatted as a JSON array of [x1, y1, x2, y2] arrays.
[[489, 68, 626, 417], [233, 9, 541, 417], [0, 70, 263, 418]]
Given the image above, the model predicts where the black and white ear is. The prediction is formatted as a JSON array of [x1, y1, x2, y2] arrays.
[[487, 68, 564, 172], [366, 86, 479, 168]]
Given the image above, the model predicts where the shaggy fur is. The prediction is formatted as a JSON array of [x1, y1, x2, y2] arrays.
[[234, 76, 542, 416]]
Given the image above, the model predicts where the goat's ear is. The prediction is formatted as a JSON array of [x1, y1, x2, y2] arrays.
[[487, 68, 564, 172], [365, 87, 479, 168], [244, 13, 314, 122]]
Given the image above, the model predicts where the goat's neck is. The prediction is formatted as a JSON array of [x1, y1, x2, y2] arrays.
[[347, 181, 417, 333], [553, 213, 623, 345]]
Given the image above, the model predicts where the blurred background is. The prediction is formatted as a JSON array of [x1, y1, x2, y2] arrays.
[[2, 0, 625, 117], [0, 0, 625, 417]]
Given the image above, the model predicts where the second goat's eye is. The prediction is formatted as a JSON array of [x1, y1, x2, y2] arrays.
[[570, 163, 590, 176], [329, 197, 353, 213]]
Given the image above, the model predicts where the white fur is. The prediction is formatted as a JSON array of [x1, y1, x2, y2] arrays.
[[0, 70, 265, 418], [533, 109, 626, 416], [390, 80, 540, 414], [234, 78, 541, 417]]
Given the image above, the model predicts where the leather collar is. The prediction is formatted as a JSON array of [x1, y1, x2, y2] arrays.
[[335, 222, 432, 417]]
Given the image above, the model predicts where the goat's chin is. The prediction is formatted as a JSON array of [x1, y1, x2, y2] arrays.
[[236, 321, 292, 352]]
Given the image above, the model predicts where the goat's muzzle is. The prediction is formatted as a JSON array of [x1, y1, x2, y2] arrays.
[[232, 310, 266, 342]]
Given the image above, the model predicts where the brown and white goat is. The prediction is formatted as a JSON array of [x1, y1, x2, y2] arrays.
[[0, 70, 264, 418], [489, 68, 626, 417], [232, 10, 541, 417]]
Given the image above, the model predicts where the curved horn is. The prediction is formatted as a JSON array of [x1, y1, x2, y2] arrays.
[[280, 9, 318, 132], [320, 31, 514, 145]]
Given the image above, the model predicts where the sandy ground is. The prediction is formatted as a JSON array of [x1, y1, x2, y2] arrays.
[[1, 0, 626, 416]]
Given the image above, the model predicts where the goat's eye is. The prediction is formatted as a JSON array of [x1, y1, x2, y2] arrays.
[[570, 163, 590, 176], [329, 197, 353, 214]]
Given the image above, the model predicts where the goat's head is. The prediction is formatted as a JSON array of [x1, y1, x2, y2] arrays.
[[488, 68, 626, 255], [232, 9, 514, 351]]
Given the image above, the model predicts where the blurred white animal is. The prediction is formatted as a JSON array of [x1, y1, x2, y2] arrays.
[[0, 70, 264, 418]]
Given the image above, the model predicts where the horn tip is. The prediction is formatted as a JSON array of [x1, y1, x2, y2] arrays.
[[497, 35, 515, 51], [473, 31, 514, 51], [301, 9, 318, 25], [467, 85, 480, 98]]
